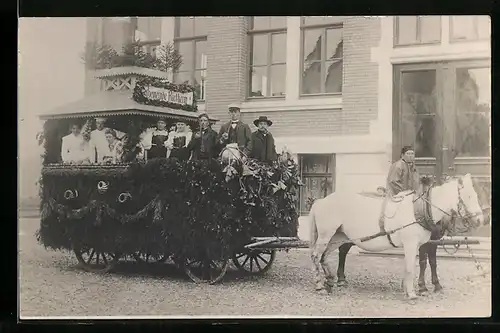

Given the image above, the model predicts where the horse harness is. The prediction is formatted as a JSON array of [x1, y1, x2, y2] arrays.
[[362, 185, 436, 247], [361, 177, 472, 247]]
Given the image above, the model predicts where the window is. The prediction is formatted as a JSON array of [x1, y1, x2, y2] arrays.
[[298, 154, 335, 215], [399, 70, 438, 158], [394, 16, 441, 46], [450, 16, 491, 42], [131, 17, 162, 56], [174, 17, 208, 100], [455, 67, 491, 157], [300, 16, 343, 95], [248, 17, 287, 98]]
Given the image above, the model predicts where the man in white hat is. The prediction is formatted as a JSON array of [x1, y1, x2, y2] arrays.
[[90, 117, 111, 163], [217, 103, 252, 156]]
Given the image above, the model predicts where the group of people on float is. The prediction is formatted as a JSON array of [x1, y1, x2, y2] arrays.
[[60, 103, 278, 164]]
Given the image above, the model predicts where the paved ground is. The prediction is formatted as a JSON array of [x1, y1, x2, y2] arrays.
[[19, 217, 491, 318]]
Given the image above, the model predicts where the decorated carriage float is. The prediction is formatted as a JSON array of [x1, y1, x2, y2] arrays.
[[36, 66, 307, 284]]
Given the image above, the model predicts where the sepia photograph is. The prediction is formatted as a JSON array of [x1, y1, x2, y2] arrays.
[[18, 16, 491, 319]]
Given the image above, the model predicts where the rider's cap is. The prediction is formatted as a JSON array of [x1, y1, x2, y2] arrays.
[[401, 145, 414, 155], [95, 117, 106, 122]]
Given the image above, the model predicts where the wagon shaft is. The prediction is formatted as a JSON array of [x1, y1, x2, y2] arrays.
[[427, 239, 480, 246]]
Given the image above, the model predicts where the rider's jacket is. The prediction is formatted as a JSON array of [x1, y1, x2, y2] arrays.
[[386, 158, 420, 197]]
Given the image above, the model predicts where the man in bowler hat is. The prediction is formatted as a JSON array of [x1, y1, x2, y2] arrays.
[[250, 116, 277, 163]]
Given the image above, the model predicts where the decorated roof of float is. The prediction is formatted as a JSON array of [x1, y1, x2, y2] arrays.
[[93, 66, 169, 79], [38, 66, 217, 124]]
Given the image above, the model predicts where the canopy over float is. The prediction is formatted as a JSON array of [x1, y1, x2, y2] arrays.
[[38, 66, 217, 125]]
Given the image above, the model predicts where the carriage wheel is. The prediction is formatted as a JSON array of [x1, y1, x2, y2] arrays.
[[232, 249, 276, 275], [183, 254, 229, 285], [74, 246, 120, 273], [132, 252, 168, 264]]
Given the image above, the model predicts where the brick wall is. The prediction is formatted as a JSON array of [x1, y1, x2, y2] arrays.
[[205, 17, 249, 131], [241, 109, 370, 137], [341, 17, 381, 134], [206, 16, 381, 137]]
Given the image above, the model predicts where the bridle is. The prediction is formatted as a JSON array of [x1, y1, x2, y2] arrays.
[[416, 177, 479, 234]]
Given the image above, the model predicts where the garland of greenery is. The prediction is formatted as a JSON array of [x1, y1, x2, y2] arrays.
[[132, 77, 198, 112], [37, 157, 300, 259]]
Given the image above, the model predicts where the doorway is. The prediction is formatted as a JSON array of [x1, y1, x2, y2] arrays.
[[393, 60, 491, 234]]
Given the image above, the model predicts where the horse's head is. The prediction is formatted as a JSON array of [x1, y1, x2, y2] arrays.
[[445, 173, 485, 232]]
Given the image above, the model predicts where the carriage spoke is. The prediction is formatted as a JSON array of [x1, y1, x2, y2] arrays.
[[102, 254, 109, 266], [254, 256, 262, 271], [86, 249, 95, 265], [242, 255, 250, 268], [96, 253, 100, 266], [187, 259, 202, 268], [250, 257, 254, 272], [235, 253, 246, 260], [256, 254, 269, 265]]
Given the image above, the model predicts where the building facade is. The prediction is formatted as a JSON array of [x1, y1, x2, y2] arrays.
[[84, 16, 491, 228]]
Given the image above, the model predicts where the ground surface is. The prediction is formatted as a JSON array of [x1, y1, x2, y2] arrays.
[[19, 217, 491, 318]]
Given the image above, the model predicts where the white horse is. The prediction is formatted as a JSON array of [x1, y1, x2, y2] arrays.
[[309, 173, 484, 300]]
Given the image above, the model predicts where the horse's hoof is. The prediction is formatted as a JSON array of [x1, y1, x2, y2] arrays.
[[418, 285, 429, 294], [434, 284, 443, 293], [417, 290, 429, 296], [325, 279, 336, 288], [324, 283, 333, 294], [314, 287, 329, 295], [337, 280, 347, 287], [406, 293, 418, 301]]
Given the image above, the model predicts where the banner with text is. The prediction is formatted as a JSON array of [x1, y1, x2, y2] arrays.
[[144, 86, 194, 107]]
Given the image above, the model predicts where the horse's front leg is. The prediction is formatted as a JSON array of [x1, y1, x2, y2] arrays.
[[418, 243, 429, 294], [337, 242, 354, 287], [428, 244, 443, 292], [403, 242, 419, 300]]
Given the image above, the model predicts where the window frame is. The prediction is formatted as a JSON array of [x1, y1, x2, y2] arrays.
[[449, 16, 490, 43], [130, 17, 162, 55], [452, 62, 491, 159], [297, 153, 335, 216], [173, 17, 208, 101], [247, 17, 287, 100], [393, 16, 442, 47], [299, 19, 344, 97]]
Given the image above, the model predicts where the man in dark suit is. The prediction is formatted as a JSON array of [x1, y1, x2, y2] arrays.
[[250, 116, 277, 163], [188, 113, 218, 160], [217, 103, 252, 156]]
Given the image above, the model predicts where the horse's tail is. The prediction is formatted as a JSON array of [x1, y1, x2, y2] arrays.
[[309, 202, 318, 248]]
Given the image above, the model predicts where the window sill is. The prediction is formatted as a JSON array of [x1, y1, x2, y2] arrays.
[[449, 38, 491, 44], [299, 93, 342, 98], [389, 43, 491, 64], [393, 41, 441, 48], [246, 96, 286, 101], [240, 96, 342, 113]]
